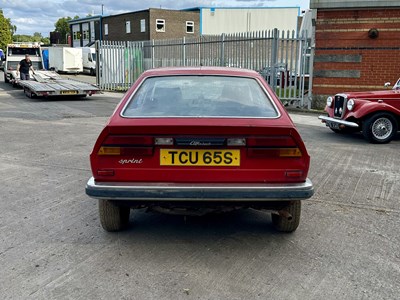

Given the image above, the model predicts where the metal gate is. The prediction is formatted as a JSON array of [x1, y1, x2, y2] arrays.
[[96, 29, 312, 107]]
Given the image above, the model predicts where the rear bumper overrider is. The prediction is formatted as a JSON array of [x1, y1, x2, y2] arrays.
[[85, 177, 314, 201]]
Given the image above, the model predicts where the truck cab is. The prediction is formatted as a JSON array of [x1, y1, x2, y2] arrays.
[[4, 43, 43, 85]]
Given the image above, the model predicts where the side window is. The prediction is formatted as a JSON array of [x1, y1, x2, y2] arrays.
[[186, 21, 194, 33], [104, 24, 108, 36], [126, 21, 131, 34], [156, 19, 165, 32], [140, 19, 146, 33]]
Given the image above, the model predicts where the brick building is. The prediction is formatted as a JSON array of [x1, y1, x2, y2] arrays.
[[102, 8, 200, 41], [69, 9, 200, 47], [310, 0, 400, 108]]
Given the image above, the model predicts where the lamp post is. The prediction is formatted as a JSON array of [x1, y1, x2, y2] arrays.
[[101, 4, 104, 15]]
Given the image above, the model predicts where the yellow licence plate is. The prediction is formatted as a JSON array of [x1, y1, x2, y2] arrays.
[[60, 90, 78, 95], [160, 149, 240, 166]]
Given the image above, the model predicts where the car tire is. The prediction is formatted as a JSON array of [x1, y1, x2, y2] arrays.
[[271, 201, 301, 232], [362, 113, 398, 144], [24, 88, 34, 98], [4, 75, 9, 83], [98, 199, 130, 232]]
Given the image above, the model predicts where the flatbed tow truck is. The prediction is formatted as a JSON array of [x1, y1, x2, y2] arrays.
[[16, 70, 100, 98]]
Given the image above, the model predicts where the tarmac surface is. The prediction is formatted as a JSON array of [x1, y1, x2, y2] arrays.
[[0, 73, 399, 299]]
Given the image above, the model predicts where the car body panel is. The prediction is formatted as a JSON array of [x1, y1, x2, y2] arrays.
[[87, 67, 313, 204]]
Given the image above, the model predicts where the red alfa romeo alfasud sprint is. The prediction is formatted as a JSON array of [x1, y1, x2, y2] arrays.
[[86, 67, 313, 232]]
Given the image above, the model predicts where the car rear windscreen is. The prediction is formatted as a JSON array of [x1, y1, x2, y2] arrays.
[[122, 76, 278, 118]]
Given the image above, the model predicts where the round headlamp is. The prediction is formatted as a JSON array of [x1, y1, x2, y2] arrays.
[[347, 99, 355, 111]]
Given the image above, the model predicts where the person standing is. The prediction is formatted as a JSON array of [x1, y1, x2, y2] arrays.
[[16, 54, 35, 80]]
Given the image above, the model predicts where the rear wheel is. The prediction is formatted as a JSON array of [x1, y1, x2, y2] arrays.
[[24, 88, 34, 98], [271, 201, 301, 232], [98, 199, 130, 232], [362, 113, 397, 144]]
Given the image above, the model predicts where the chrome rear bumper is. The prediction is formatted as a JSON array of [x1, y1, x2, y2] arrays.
[[85, 177, 314, 201]]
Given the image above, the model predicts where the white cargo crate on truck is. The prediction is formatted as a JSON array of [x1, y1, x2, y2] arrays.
[[18, 71, 100, 98], [48, 47, 83, 74]]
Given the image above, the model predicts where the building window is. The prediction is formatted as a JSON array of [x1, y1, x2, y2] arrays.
[[83, 30, 89, 40], [126, 21, 131, 34], [156, 19, 165, 32], [186, 21, 194, 33], [104, 23, 108, 36], [140, 19, 146, 33]]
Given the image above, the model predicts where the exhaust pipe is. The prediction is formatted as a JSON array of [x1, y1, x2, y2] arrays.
[[277, 209, 293, 221]]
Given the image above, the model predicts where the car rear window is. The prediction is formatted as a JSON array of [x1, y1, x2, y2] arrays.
[[122, 75, 279, 118]]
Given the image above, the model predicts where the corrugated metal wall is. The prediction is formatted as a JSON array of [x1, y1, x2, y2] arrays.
[[200, 8, 299, 35]]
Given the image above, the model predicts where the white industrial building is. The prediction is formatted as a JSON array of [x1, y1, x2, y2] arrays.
[[195, 7, 300, 34]]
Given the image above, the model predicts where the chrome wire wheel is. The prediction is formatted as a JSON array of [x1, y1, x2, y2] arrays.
[[362, 113, 397, 144], [371, 117, 393, 140]]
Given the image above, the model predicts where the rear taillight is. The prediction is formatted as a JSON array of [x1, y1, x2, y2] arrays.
[[98, 135, 154, 156], [246, 136, 302, 158], [98, 146, 153, 156]]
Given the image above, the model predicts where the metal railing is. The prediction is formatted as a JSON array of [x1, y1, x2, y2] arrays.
[[96, 29, 312, 107]]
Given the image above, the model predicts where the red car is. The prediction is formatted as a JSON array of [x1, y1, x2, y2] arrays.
[[86, 67, 313, 232], [319, 79, 400, 143]]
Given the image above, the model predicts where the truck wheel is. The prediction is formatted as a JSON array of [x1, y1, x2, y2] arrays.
[[271, 201, 301, 232], [24, 88, 35, 98], [99, 199, 130, 232], [90, 68, 95, 76], [362, 113, 398, 144]]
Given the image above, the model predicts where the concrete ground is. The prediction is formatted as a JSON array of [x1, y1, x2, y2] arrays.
[[0, 73, 399, 299]]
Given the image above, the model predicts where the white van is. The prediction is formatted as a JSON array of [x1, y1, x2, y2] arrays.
[[81, 47, 96, 76]]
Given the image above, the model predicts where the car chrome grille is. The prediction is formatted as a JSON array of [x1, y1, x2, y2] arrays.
[[334, 95, 346, 118]]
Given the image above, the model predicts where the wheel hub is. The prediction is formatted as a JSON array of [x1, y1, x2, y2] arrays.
[[372, 118, 392, 139]]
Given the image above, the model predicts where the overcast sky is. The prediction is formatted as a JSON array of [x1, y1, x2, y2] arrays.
[[2, 0, 310, 37]]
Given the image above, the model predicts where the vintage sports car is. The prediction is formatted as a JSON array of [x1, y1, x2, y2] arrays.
[[86, 67, 314, 232], [319, 79, 400, 143]]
